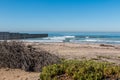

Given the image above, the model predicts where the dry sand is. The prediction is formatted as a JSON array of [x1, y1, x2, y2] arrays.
[[0, 68, 39, 80], [33, 42, 120, 64], [1, 42, 120, 80]]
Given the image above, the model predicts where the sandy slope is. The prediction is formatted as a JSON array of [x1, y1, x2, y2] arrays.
[[1, 42, 120, 80]]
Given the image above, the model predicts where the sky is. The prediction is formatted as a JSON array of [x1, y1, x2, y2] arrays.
[[0, 0, 120, 32]]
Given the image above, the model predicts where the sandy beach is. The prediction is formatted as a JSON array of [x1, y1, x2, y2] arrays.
[[0, 68, 39, 80], [32, 42, 120, 64], [1, 42, 120, 80]]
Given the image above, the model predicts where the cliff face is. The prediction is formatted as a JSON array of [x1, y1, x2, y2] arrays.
[[0, 32, 48, 40]]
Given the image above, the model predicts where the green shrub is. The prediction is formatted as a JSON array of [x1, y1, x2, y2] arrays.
[[40, 60, 120, 80]]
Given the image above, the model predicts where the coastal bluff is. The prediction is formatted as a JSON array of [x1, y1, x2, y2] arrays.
[[0, 32, 48, 40]]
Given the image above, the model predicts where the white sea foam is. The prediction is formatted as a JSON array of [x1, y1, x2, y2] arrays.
[[41, 36, 75, 41], [70, 39, 120, 44], [21, 39, 63, 43], [20, 34, 120, 44], [21, 36, 75, 43], [45, 36, 75, 40]]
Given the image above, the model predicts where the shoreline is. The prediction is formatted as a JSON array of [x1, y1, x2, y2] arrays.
[[2, 40, 120, 46]]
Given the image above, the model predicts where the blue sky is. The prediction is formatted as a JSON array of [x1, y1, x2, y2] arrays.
[[0, 0, 120, 32]]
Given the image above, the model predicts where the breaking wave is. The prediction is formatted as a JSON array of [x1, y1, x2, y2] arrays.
[[21, 32, 120, 44]]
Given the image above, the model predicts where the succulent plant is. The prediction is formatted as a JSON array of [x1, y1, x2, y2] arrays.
[[40, 60, 120, 80]]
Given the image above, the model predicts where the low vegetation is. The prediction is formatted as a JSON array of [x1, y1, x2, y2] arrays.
[[0, 41, 60, 72], [40, 60, 120, 80], [97, 55, 111, 59]]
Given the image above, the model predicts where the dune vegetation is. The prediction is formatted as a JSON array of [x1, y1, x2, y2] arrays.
[[0, 41, 60, 72], [40, 60, 120, 80]]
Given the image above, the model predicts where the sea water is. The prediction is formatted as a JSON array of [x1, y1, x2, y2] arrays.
[[22, 32, 120, 44]]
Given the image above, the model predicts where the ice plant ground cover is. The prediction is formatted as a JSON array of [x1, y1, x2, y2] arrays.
[[40, 60, 120, 80]]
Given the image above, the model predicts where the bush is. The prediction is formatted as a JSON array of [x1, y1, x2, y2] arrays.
[[0, 41, 60, 72], [40, 60, 120, 80]]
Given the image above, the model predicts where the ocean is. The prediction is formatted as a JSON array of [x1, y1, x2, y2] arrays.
[[22, 32, 120, 44]]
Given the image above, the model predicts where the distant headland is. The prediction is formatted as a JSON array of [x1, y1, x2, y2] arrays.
[[0, 32, 48, 40]]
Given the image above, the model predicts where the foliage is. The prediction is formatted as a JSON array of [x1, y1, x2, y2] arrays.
[[0, 41, 60, 72], [40, 60, 120, 80]]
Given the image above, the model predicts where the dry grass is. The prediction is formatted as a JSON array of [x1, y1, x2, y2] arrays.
[[0, 41, 60, 72]]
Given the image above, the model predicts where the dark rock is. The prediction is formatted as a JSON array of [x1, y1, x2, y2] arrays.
[[100, 44, 114, 47]]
